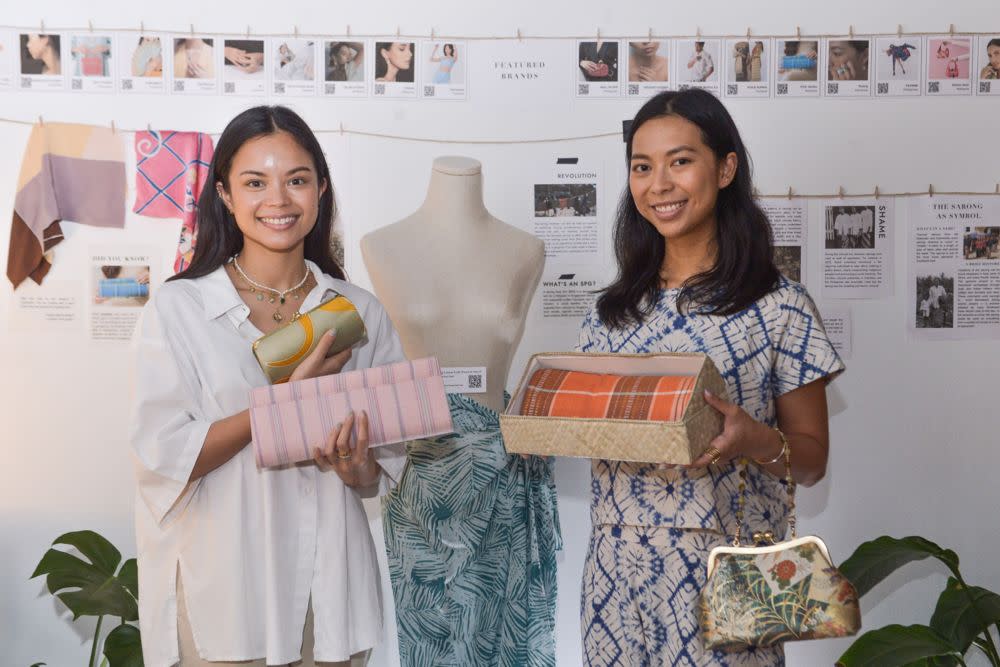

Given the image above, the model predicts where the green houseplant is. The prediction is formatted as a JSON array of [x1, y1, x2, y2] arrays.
[[30, 530, 143, 667], [836, 535, 1000, 667]]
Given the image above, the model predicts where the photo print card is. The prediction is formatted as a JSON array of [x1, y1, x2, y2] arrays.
[[774, 38, 820, 97], [18, 31, 66, 91], [0, 30, 15, 89], [625, 39, 671, 98], [925, 36, 973, 96], [874, 36, 921, 96], [271, 38, 318, 96], [823, 37, 872, 97], [68, 33, 114, 92], [372, 39, 417, 98], [675, 38, 721, 94], [975, 35, 1000, 96], [576, 39, 622, 97], [118, 33, 167, 93], [420, 40, 466, 99], [724, 37, 769, 98], [222, 38, 266, 95], [322, 39, 367, 97], [172, 36, 219, 94]]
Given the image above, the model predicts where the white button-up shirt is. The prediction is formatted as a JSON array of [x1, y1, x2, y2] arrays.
[[131, 260, 406, 667]]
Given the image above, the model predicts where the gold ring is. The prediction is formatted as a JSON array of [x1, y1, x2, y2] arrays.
[[704, 446, 721, 461], [709, 453, 722, 465], [336, 452, 352, 460]]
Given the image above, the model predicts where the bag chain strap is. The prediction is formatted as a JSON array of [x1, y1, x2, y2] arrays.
[[731, 428, 796, 547]]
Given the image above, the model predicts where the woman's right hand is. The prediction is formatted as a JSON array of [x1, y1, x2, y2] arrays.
[[288, 330, 352, 382]]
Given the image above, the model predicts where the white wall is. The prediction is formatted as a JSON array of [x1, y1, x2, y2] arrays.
[[2, 1, 999, 665]]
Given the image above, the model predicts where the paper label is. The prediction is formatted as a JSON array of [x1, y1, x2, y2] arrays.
[[441, 366, 487, 393]]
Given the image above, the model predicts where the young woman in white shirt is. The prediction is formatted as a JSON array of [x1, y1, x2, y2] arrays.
[[131, 106, 406, 667]]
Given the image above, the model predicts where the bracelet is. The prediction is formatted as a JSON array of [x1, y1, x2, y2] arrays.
[[753, 427, 789, 466]]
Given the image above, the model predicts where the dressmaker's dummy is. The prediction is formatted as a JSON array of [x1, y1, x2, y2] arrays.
[[361, 155, 544, 412], [366, 157, 559, 667]]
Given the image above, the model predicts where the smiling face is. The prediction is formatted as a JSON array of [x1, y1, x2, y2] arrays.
[[216, 131, 326, 257], [382, 42, 412, 71], [629, 115, 736, 245]]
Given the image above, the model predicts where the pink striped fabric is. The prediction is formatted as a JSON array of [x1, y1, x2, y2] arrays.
[[249, 357, 454, 468]]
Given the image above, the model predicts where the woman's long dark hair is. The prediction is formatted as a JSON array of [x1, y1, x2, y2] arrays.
[[596, 88, 779, 328], [168, 105, 344, 283]]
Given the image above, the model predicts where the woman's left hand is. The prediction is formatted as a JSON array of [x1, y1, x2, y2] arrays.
[[313, 411, 381, 488], [688, 390, 774, 467]]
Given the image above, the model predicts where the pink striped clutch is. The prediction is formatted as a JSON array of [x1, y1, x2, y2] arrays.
[[249, 357, 454, 468]]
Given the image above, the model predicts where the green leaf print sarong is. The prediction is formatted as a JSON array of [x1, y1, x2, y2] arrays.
[[383, 393, 561, 667]]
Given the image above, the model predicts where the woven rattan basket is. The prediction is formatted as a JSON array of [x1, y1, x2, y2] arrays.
[[500, 352, 728, 464]]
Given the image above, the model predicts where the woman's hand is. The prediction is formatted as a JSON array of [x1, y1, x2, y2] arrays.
[[313, 411, 381, 488], [225, 46, 251, 67], [580, 60, 599, 75], [288, 330, 353, 382], [688, 390, 781, 467], [829, 59, 856, 80]]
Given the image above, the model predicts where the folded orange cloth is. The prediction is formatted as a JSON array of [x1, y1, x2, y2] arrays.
[[520, 368, 697, 421]]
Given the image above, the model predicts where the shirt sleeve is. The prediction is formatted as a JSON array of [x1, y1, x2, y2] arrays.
[[771, 286, 846, 397], [364, 300, 408, 494], [130, 292, 210, 525]]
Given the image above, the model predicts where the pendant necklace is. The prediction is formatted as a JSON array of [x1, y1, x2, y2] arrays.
[[232, 256, 311, 322]]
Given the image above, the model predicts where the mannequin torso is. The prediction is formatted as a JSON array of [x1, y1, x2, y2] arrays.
[[361, 156, 544, 412]]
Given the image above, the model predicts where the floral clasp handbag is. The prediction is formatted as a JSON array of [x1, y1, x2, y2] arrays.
[[699, 443, 862, 651]]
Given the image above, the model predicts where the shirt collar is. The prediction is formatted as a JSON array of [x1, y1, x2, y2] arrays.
[[198, 259, 339, 321]]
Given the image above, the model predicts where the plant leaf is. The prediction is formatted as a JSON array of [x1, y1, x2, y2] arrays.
[[30, 531, 138, 621], [117, 559, 139, 601], [836, 624, 962, 667], [929, 576, 1000, 652], [839, 536, 960, 598], [103, 623, 144, 667]]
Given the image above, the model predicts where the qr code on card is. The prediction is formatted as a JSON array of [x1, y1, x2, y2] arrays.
[[981, 81, 992, 93], [468, 373, 483, 389], [827, 82, 839, 94], [628, 84, 639, 95], [325, 83, 336, 94], [374, 83, 385, 95], [928, 81, 940, 93], [727, 84, 737, 95], [578, 83, 589, 95], [20, 77, 32, 89], [122, 78, 134, 90], [424, 85, 435, 96], [274, 82, 285, 94], [72, 78, 82, 90], [174, 80, 185, 92], [877, 82, 889, 94], [776, 83, 788, 95]]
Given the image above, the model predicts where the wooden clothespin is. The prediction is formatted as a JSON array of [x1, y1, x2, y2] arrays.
[[40, 19, 46, 33], [928, 184, 935, 197], [596, 27, 601, 41], [516, 28, 523, 42], [874, 185, 881, 199], [190, 24, 195, 36], [294, 25, 300, 38], [949, 24, 955, 37], [110, 120, 116, 134], [246, 25, 251, 38], [746, 27, 752, 40], [338, 121, 344, 136], [346, 25, 351, 37], [787, 186, 793, 200], [696, 26, 702, 39], [140, 21, 145, 34], [838, 186, 845, 199], [795, 26, 801, 40], [648, 27, 653, 40], [88, 19, 94, 33], [38, 114, 44, 126], [849, 25, 854, 39], [431, 27, 436, 40]]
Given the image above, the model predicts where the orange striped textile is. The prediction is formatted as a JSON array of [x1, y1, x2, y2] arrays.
[[520, 368, 697, 421]]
